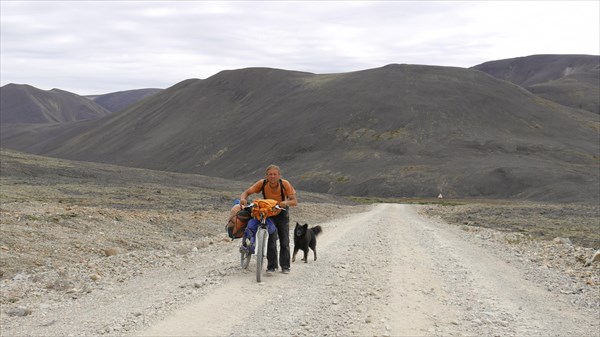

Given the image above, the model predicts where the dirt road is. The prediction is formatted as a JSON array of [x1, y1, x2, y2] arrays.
[[134, 204, 599, 337]]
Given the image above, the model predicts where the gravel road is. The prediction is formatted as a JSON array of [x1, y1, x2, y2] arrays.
[[137, 204, 598, 337], [2, 204, 598, 337]]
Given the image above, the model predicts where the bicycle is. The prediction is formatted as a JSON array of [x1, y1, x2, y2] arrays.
[[238, 199, 285, 282]]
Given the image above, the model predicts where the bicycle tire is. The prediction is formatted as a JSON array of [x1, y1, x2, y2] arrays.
[[240, 247, 251, 269], [255, 228, 267, 282]]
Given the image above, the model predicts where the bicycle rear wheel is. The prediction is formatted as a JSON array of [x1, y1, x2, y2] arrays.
[[255, 228, 267, 282]]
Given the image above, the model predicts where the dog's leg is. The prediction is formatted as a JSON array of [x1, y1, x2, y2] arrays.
[[292, 246, 299, 262], [310, 240, 317, 261], [303, 249, 308, 263]]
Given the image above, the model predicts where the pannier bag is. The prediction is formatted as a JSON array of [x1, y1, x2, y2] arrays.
[[226, 204, 252, 239]]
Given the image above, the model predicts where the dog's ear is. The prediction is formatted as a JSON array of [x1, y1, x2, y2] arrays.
[[302, 224, 308, 228]]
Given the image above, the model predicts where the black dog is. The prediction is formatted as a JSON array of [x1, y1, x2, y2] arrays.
[[292, 222, 322, 263]]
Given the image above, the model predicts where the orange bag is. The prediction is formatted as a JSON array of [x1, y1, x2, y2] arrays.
[[251, 199, 280, 219]]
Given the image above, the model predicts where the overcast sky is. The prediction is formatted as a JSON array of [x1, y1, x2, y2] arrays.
[[1, 1, 598, 95]]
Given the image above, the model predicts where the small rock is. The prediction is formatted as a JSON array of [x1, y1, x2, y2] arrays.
[[584, 250, 600, 267], [12, 273, 28, 281], [104, 247, 126, 257], [552, 237, 572, 245], [8, 307, 33, 317], [90, 274, 101, 281]]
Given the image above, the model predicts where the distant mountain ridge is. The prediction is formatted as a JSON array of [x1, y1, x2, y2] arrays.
[[472, 54, 600, 114], [0, 84, 111, 123], [2, 54, 596, 122], [1, 60, 598, 203]]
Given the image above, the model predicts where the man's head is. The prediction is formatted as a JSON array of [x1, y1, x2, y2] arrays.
[[265, 164, 281, 184]]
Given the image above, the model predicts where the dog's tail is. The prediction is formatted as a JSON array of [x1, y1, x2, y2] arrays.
[[311, 225, 323, 236]]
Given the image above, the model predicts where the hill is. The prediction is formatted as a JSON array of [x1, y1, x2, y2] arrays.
[[1, 64, 598, 203], [0, 84, 111, 124], [88, 88, 163, 113], [472, 54, 600, 114]]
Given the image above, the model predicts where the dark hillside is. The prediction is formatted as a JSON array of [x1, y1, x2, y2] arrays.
[[1, 65, 598, 203], [0, 84, 111, 123], [0, 149, 348, 205], [472, 55, 600, 114], [90, 88, 163, 113]]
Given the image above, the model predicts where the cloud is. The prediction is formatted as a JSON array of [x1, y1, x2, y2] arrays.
[[1, 1, 598, 95]]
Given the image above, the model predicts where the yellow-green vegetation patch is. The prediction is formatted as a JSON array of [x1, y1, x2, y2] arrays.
[[302, 74, 341, 88], [1, 149, 77, 169], [375, 128, 410, 140], [392, 165, 433, 174], [585, 121, 600, 132], [335, 127, 410, 143]]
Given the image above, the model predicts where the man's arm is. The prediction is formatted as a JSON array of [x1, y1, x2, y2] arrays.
[[280, 193, 297, 208], [240, 182, 260, 206], [239, 188, 251, 207]]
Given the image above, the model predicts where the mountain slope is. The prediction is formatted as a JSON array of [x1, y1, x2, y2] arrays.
[[1, 65, 598, 202], [472, 54, 600, 114], [89, 88, 163, 113], [0, 84, 111, 123]]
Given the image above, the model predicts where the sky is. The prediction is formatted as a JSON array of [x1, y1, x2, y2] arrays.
[[1, 1, 599, 95]]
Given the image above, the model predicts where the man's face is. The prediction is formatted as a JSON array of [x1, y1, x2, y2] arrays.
[[266, 168, 281, 184]]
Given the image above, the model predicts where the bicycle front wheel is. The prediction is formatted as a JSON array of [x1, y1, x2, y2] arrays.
[[240, 246, 251, 269], [255, 228, 267, 282]]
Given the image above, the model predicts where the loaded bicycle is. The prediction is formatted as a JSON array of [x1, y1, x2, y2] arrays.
[[237, 199, 284, 282]]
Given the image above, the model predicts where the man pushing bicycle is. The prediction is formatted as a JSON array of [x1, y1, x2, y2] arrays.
[[240, 164, 298, 274]]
